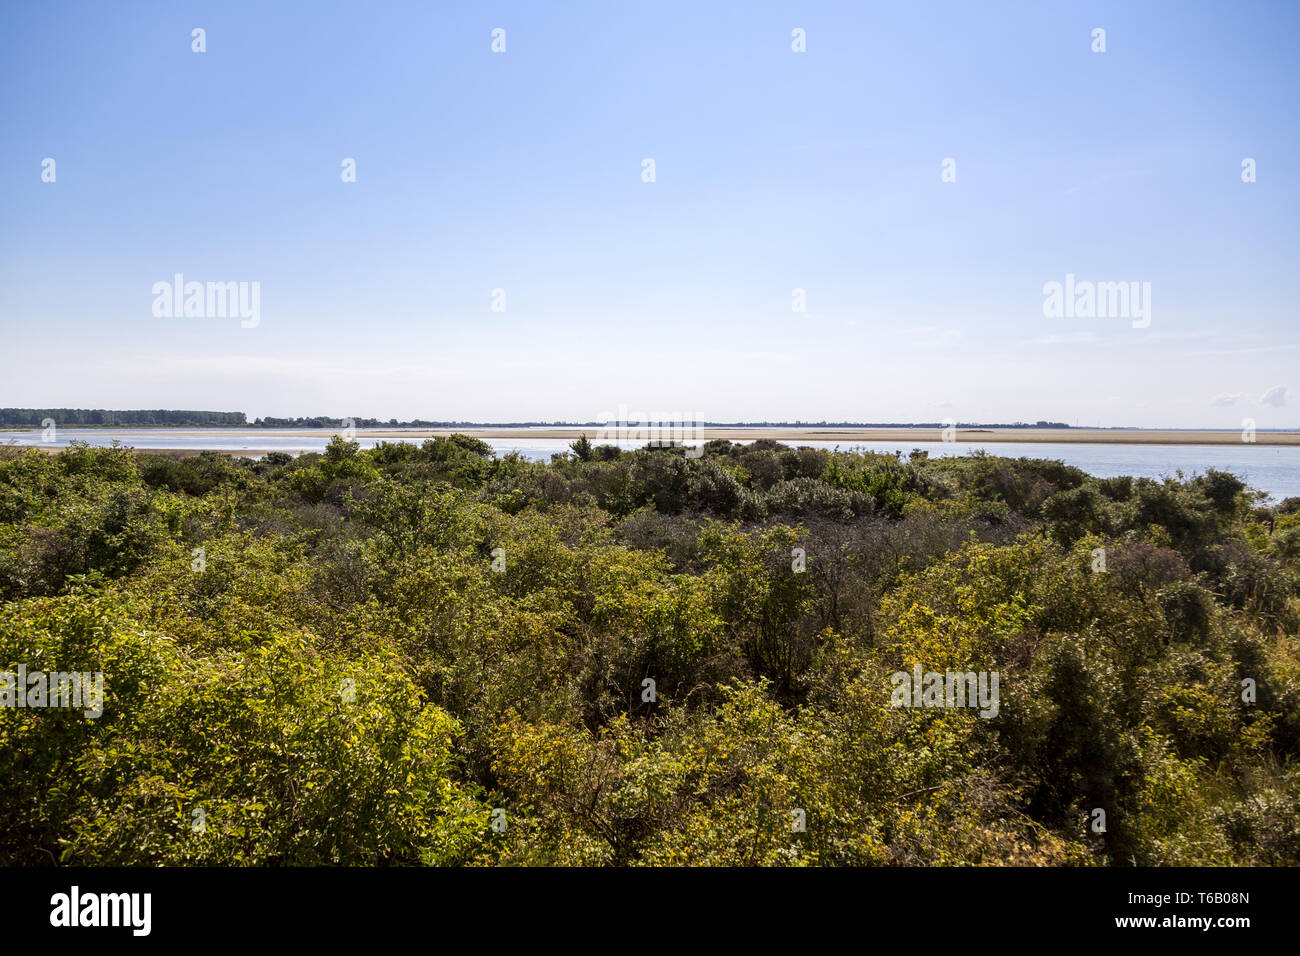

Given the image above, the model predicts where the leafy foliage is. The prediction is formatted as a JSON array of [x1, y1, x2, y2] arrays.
[[0, 438, 1296, 866]]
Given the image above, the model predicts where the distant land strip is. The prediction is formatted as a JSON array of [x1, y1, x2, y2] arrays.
[[1, 410, 1297, 438], [3, 409, 1077, 428], [6, 426, 1300, 450]]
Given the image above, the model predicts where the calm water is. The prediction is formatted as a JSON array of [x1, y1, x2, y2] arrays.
[[5, 428, 1300, 500]]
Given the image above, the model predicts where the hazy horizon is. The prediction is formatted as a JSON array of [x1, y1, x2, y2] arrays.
[[3, 411, 1300, 431]]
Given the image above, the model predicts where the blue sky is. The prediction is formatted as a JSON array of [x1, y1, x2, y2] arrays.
[[1, 0, 1297, 426]]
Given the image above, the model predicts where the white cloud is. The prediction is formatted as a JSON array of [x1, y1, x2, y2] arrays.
[[1260, 385, 1289, 407], [1209, 392, 1244, 407], [1183, 344, 1300, 357]]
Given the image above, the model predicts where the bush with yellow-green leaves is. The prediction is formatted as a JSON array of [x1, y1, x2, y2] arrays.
[[0, 439, 1296, 865]]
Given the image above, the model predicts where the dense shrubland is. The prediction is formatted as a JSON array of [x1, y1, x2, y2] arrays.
[[1, 436, 1297, 865]]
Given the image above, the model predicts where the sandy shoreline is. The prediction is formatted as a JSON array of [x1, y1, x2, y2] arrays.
[[6, 426, 1299, 456]]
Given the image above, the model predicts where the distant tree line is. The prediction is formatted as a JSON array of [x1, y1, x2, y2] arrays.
[[0, 409, 1075, 429], [253, 417, 444, 428], [0, 409, 246, 427]]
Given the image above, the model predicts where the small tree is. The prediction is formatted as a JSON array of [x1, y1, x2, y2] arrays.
[[570, 433, 593, 462]]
